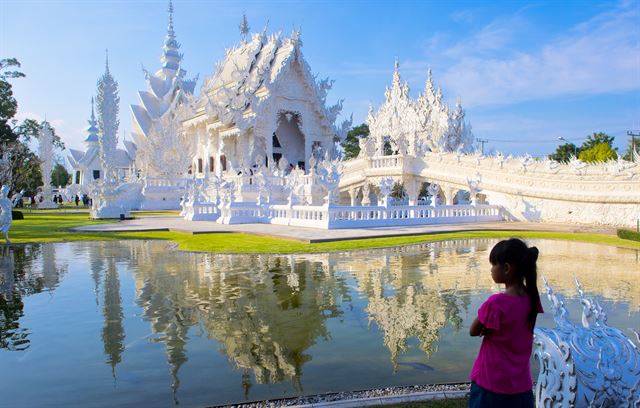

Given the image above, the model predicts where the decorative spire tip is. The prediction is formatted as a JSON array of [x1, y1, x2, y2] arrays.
[[239, 13, 250, 38]]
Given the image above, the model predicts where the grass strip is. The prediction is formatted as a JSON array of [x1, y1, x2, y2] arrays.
[[7, 212, 640, 254]]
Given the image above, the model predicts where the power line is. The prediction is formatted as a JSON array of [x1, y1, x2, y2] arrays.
[[484, 137, 585, 144], [628, 131, 639, 163]]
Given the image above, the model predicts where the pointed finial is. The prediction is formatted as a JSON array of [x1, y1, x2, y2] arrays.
[[168, 0, 174, 30], [239, 13, 250, 38], [91, 96, 95, 120], [105, 49, 110, 73], [427, 64, 432, 81], [392, 58, 401, 86]]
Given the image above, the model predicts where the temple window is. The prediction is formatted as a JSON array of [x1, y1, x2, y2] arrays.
[[220, 155, 227, 171], [93, 170, 100, 179], [209, 156, 214, 172], [272, 133, 282, 148], [197, 158, 203, 173]]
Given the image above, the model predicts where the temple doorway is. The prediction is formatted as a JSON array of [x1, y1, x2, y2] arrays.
[[273, 111, 305, 170]]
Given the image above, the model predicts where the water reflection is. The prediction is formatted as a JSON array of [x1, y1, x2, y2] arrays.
[[132, 251, 349, 397], [1, 239, 638, 406], [0, 245, 67, 350]]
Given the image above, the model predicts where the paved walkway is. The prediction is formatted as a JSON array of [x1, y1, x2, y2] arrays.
[[72, 216, 617, 243]]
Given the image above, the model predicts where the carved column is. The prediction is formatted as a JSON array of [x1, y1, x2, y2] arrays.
[[405, 179, 419, 206], [348, 188, 357, 207], [443, 185, 456, 206]]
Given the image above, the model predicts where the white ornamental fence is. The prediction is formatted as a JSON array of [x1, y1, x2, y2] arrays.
[[210, 203, 504, 229]]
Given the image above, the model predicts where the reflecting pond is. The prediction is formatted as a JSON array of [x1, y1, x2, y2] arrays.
[[0, 239, 638, 407]]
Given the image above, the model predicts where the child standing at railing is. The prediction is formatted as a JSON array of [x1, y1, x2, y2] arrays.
[[468, 238, 543, 408]]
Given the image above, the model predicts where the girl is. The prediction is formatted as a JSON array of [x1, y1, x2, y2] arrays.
[[469, 238, 543, 408]]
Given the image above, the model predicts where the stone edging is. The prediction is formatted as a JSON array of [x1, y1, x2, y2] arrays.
[[212, 383, 470, 408]]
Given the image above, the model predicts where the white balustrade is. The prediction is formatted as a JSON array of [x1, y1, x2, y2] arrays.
[[213, 203, 504, 229]]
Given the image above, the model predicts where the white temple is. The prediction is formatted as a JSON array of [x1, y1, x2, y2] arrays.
[[80, 2, 639, 226], [68, 95, 136, 197]]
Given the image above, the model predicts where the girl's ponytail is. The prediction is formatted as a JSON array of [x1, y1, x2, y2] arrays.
[[489, 239, 541, 331]]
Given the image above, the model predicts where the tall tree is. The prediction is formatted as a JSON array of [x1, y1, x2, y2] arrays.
[[549, 143, 578, 163], [340, 123, 369, 160], [51, 163, 70, 187], [0, 58, 63, 192], [580, 132, 615, 151]]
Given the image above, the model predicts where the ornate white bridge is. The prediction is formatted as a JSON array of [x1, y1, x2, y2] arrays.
[[339, 151, 640, 228]]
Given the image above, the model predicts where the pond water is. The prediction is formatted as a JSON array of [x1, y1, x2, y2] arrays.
[[0, 239, 638, 407]]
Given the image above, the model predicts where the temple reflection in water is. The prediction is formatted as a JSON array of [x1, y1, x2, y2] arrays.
[[1, 239, 638, 405]]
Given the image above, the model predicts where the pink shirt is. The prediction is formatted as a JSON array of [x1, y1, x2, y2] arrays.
[[470, 293, 543, 394]]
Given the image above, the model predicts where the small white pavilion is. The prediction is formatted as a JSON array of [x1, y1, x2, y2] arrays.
[[67, 98, 137, 195]]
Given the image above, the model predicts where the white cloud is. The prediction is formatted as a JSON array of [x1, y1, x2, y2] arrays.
[[440, 2, 640, 107]]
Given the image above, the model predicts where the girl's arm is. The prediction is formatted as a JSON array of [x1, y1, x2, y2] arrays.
[[469, 317, 485, 337]]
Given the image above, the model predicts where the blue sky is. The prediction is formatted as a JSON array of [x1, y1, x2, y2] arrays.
[[1, 0, 638, 159]]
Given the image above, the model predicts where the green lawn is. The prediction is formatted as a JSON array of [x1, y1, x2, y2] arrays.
[[7, 212, 640, 254]]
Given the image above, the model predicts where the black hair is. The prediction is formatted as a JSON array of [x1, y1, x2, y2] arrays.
[[489, 238, 540, 331]]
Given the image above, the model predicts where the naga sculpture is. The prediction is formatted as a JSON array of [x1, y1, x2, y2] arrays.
[[534, 278, 640, 407]]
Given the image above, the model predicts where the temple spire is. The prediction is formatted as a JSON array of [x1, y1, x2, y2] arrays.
[[161, 0, 182, 71], [239, 13, 250, 40], [85, 97, 99, 144], [392, 58, 401, 87]]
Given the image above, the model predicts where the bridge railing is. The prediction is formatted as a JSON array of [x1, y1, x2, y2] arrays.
[[216, 203, 504, 229]]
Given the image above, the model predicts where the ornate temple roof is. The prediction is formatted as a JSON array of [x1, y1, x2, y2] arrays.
[[130, 0, 197, 145], [188, 26, 348, 138]]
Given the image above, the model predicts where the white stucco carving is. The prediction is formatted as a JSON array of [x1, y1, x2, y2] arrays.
[[38, 121, 57, 209], [367, 62, 475, 157], [534, 278, 640, 407]]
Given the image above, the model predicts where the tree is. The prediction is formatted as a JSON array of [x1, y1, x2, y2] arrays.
[[578, 142, 618, 163], [51, 163, 70, 187], [549, 143, 578, 163], [0, 58, 64, 193], [340, 123, 369, 160], [580, 132, 615, 151]]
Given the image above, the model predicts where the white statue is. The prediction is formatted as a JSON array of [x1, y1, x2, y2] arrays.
[[467, 178, 481, 206], [361, 183, 371, 206], [427, 183, 440, 207], [378, 177, 395, 207], [0, 185, 12, 243]]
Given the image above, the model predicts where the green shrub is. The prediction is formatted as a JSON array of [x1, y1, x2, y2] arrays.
[[617, 228, 640, 242], [12, 210, 24, 220]]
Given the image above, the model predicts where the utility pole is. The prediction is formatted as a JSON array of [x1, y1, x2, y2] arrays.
[[477, 139, 488, 155], [627, 131, 639, 162]]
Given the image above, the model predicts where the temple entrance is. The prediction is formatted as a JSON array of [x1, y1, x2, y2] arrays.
[[273, 111, 305, 170]]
